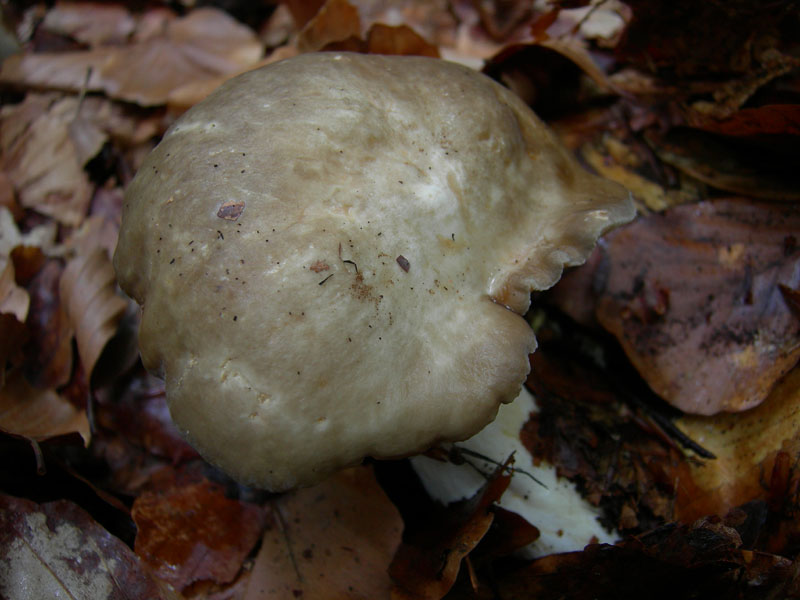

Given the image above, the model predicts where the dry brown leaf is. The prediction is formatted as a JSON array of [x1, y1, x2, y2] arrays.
[[60, 246, 127, 381], [0, 494, 174, 600], [0, 8, 263, 107], [591, 199, 800, 415], [65, 212, 121, 261], [675, 366, 800, 522], [133, 478, 264, 592], [22, 260, 73, 389], [0, 370, 89, 445], [41, 1, 137, 47], [365, 23, 440, 57], [298, 0, 362, 52], [244, 465, 402, 600], [166, 44, 300, 113], [0, 94, 95, 226]]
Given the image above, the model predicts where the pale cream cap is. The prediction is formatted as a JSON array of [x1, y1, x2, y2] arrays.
[[114, 53, 634, 491]]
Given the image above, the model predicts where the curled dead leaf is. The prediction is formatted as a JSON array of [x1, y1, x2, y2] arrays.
[[0, 371, 89, 445], [0, 94, 95, 226], [60, 247, 127, 381]]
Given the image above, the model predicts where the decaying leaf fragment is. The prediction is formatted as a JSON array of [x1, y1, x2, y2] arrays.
[[132, 477, 264, 592], [390, 462, 517, 600], [0, 494, 172, 600]]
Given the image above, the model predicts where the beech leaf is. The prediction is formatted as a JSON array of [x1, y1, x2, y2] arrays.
[[60, 247, 128, 381], [0, 95, 95, 226], [553, 198, 800, 415], [0, 8, 263, 107], [244, 466, 403, 600], [0, 494, 173, 600]]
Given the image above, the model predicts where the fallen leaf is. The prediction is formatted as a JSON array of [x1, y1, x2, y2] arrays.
[[675, 366, 800, 523], [166, 44, 299, 112], [520, 319, 689, 534], [0, 494, 173, 600], [41, 1, 137, 47], [22, 259, 73, 389], [615, 0, 794, 77], [0, 8, 263, 107], [560, 198, 800, 415], [647, 128, 800, 201], [364, 23, 439, 57], [0, 172, 19, 218], [93, 369, 197, 465], [0, 370, 89, 445], [133, 478, 264, 591], [60, 246, 128, 381], [689, 104, 800, 137], [0, 94, 95, 226], [298, 0, 362, 52], [390, 462, 511, 600], [244, 465, 402, 600], [581, 134, 702, 212]]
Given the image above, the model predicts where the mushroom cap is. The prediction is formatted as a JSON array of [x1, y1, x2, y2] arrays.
[[114, 52, 634, 491]]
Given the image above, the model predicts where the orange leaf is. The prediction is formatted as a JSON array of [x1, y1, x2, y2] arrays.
[[298, 0, 362, 52], [133, 478, 264, 591]]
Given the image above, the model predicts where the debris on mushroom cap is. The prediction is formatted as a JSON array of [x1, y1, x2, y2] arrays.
[[113, 52, 635, 492]]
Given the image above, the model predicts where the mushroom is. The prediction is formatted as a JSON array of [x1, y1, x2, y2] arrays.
[[113, 52, 634, 492]]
